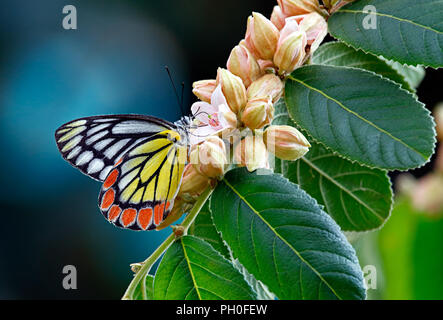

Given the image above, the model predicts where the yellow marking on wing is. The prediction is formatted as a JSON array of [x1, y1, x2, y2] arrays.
[[140, 147, 171, 183], [130, 186, 145, 204], [121, 156, 146, 175], [129, 135, 171, 156], [143, 177, 157, 202], [156, 149, 176, 201], [58, 126, 86, 143], [168, 130, 181, 142], [61, 135, 82, 152], [120, 177, 140, 202], [66, 120, 87, 127], [57, 128, 71, 134], [168, 155, 179, 199]]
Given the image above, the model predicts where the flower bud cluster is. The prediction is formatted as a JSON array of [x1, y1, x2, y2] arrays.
[[164, 0, 328, 228]]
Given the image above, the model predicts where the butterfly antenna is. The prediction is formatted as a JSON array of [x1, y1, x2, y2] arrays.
[[165, 66, 185, 117]]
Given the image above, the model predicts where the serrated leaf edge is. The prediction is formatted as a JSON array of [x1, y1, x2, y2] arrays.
[[272, 104, 395, 232], [328, 7, 443, 69], [285, 64, 437, 172]]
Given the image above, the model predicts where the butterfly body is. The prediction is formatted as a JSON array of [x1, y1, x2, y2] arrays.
[[55, 114, 190, 230]]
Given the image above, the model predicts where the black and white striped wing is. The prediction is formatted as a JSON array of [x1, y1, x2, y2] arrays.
[[55, 115, 174, 181]]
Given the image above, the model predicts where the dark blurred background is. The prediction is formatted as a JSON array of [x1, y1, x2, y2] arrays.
[[0, 0, 441, 299]]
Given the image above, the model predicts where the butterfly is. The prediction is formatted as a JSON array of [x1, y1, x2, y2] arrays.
[[55, 114, 192, 231]]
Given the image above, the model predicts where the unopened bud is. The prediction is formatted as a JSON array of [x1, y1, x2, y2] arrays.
[[241, 97, 274, 130], [330, 1, 355, 14], [257, 59, 276, 73], [245, 12, 280, 60], [234, 134, 269, 172], [247, 74, 284, 103], [297, 12, 327, 53], [274, 26, 307, 75], [192, 80, 216, 103], [264, 125, 311, 160], [271, 5, 287, 30], [435, 103, 443, 142], [190, 136, 227, 178], [227, 42, 262, 87], [277, 0, 321, 16], [216, 68, 247, 114], [412, 173, 443, 214], [156, 197, 193, 231], [178, 164, 211, 199]]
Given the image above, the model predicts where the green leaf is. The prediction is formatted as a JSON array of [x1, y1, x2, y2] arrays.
[[312, 41, 415, 92], [272, 101, 393, 231], [230, 258, 276, 300], [211, 168, 366, 300], [285, 65, 435, 170], [133, 274, 154, 300], [189, 201, 230, 259], [328, 0, 443, 68], [384, 59, 425, 90], [190, 202, 275, 299], [153, 235, 257, 300]]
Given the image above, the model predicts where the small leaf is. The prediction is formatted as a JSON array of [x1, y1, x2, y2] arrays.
[[328, 0, 443, 68], [384, 59, 425, 90], [312, 42, 414, 92], [272, 101, 393, 231], [189, 201, 230, 259], [285, 65, 435, 170], [231, 258, 276, 300], [211, 168, 366, 300], [153, 235, 257, 300], [133, 274, 154, 300]]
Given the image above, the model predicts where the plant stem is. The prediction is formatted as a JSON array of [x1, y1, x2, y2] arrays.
[[121, 186, 214, 300]]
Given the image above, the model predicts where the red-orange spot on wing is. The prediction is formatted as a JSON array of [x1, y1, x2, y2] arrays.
[[138, 208, 153, 230], [154, 203, 166, 225], [108, 205, 122, 222], [101, 189, 115, 210], [121, 208, 137, 227], [114, 158, 123, 167], [103, 169, 119, 189], [165, 201, 171, 211]]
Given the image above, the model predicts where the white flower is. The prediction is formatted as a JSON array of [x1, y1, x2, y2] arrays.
[[190, 84, 237, 145]]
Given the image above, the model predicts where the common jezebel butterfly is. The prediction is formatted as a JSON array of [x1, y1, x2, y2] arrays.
[[55, 114, 191, 231]]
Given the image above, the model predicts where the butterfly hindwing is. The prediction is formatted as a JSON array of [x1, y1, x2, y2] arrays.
[[55, 115, 173, 181], [98, 130, 188, 230]]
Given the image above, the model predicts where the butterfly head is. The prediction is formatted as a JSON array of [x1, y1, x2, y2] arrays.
[[172, 116, 192, 147]]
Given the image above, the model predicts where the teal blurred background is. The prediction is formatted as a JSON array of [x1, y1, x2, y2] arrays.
[[0, 0, 441, 299]]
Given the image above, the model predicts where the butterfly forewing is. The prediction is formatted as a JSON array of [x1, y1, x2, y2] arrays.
[[98, 131, 187, 230], [55, 115, 173, 181]]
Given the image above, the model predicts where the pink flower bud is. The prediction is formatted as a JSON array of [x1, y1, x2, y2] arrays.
[[273, 23, 307, 75], [192, 79, 217, 103], [241, 97, 275, 130], [178, 164, 211, 200], [227, 42, 262, 88], [271, 5, 287, 30], [264, 125, 311, 160], [297, 12, 327, 53], [245, 12, 280, 61], [330, 1, 355, 14], [435, 103, 443, 142], [247, 74, 284, 104], [216, 68, 248, 114], [412, 173, 443, 214], [257, 59, 276, 73], [277, 0, 321, 16], [234, 134, 270, 172], [190, 136, 227, 178]]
